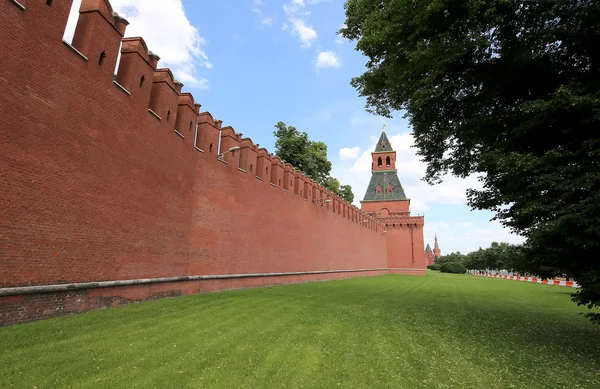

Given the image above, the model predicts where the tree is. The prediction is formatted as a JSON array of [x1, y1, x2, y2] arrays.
[[273, 122, 355, 203], [440, 261, 467, 274], [435, 251, 466, 266], [323, 177, 356, 203], [340, 1, 600, 323], [437, 242, 529, 273], [339, 185, 355, 203], [324, 176, 340, 193], [273, 121, 331, 185]]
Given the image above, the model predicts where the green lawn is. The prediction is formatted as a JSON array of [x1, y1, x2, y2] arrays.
[[2, 272, 599, 389]]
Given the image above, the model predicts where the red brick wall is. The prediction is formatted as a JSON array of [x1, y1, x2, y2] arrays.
[[0, 0, 408, 325], [425, 250, 435, 266], [361, 200, 426, 272]]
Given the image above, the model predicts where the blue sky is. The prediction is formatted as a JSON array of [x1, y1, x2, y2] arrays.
[[64, 0, 525, 254]]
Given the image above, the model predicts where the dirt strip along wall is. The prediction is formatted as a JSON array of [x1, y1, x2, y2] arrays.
[[0, 0, 392, 325]]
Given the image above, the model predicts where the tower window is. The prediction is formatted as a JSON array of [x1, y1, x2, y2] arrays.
[[140, 75, 145, 88], [249, 164, 253, 172], [386, 156, 391, 166], [209, 143, 213, 153], [377, 157, 382, 167], [98, 50, 106, 65], [167, 110, 171, 121]]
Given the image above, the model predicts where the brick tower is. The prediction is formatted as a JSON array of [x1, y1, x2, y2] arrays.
[[433, 235, 441, 258], [424, 243, 435, 266], [360, 126, 426, 271]]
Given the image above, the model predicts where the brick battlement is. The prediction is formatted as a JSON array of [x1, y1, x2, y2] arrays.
[[69, 0, 381, 231], [0, 0, 421, 326]]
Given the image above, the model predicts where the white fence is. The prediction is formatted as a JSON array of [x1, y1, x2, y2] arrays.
[[468, 270, 580, 288]]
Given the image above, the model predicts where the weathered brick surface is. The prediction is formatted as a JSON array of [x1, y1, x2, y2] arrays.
[[0, 0, 424, 326], [0, 269, 427, 325]]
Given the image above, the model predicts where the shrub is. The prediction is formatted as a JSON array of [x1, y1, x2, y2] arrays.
[[427, 264, 441, 271], [440, 262, 466, 274]]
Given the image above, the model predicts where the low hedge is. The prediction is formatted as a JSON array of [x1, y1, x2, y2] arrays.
[[427, 264, 442, 271], [440, 262, 466, 274]]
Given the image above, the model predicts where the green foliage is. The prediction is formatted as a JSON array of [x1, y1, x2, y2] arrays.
[[274, 122, 355, 203], [435, 251, 464, 266], [338, 185, 355, 203], [436, 241, 529, 273], [341, 0, 600, 323], [324, 176, 340, 193], [273, 121, 331, 185], [440, 261, 467, 274], [427, 264, 441, 271], [323, 177, 356, 203]]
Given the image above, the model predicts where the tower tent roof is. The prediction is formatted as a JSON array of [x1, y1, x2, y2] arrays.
[[374, 131, 392, 152], [425, 243, 432, 251], [362, 170, 408, 201]]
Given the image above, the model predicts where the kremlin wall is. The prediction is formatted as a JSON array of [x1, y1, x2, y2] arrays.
[[0, 0, 426, 325]]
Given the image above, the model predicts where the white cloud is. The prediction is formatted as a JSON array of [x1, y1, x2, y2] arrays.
[[423, 221, 450, 236], [64, 0, 210, 89], [283, 0, 318, 48], [289, 18, 318, 48], [315, 50, 341, 68], [283, 0, 307, 15], [252, 0, 273, 26], [339, 146, 360, 160]]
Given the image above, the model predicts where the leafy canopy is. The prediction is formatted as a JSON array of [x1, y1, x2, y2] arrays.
[[273, 122, 355, 203], [436, 242, 530, 274], [440, 261, 467, 274], [341, 0, 600, 322]]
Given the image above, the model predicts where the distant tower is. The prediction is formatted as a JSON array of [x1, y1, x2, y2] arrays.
[[433, 234, 441, 258], [424, 243, 435, 266], [360, 124, 426, 272]]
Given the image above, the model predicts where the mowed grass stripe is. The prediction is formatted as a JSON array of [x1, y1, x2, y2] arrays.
[[1, 272, 599, 389]]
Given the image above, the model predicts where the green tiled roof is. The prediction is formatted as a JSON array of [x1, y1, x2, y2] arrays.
[[374, 131, 392, 152], [361, 170, 408, 201], [425, 243, 432, 251]]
